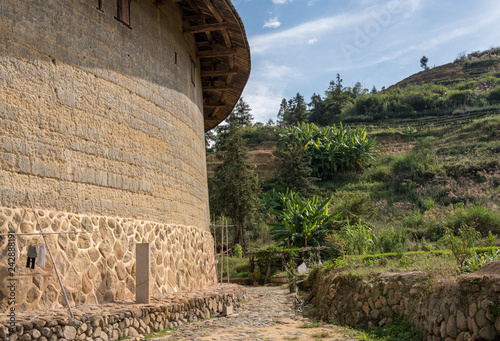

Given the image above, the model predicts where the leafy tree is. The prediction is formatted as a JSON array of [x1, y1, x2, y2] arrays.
[[209, 127, 260, 249], [308, 93, 327, 126], [440, 224, 480, 269], [345, 81, 366, 99], [291, 92, 309, 123], [420, 55, 429, 70], [277, 98, 289, 125], [205, 130, 217, 153], [281, 93, 309, 125], [323, 73, 348, 124], [206, 98, 253, 153], [225, 97, 254, 128], [276, 132, 315, 195]]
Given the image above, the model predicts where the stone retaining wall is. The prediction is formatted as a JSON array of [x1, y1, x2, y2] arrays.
[[311, 266, 500, 341], [0, 284, 246, 341], [0, 208, 216, 313], [414, 274, 500, 341], [312, 270, 427, 329]]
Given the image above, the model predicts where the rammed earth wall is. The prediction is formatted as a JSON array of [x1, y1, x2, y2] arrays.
[[0, 0, 214, 312], [311, 266, 500, 341], [0, 0, 207, 225]]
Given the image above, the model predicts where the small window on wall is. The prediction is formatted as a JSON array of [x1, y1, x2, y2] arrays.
[[116, 0, 131, 27], [97, 0, 103, 11], [190, 58, 196, 86]]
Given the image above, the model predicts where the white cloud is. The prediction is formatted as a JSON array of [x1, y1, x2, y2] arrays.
[[250, 0, 421, 54], [327, 4, 500, 72], [263, 17, 281, 29], [260, 61, 300, 80], [241, 61, 302, 121], [235, 0, 500, 123], [244, 87, 283, 122], [251, 15, 351, 54]]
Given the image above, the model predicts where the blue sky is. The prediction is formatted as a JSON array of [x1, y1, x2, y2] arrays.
[[232, 0, 500, 122]]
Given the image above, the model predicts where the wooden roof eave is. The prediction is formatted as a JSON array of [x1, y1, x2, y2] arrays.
[[156, 0, 251, 132]]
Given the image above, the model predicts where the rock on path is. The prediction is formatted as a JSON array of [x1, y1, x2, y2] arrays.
[[149, 286, 358, 341]]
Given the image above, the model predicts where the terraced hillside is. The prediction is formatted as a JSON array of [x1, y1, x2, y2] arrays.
[[389, 54, 500, 89], [207, 142, 279, 180]]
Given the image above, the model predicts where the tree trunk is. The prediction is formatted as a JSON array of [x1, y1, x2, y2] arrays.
[[232, 220, 245, 251]]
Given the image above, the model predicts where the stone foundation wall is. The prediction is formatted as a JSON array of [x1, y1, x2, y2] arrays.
[[312, 268, 500, 341], [0, 284, 246, 341], [0, 207, 216, 313]]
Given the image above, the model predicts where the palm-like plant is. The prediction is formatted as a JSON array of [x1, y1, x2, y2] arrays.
[[267, 191, 340, 247], [278, 123, 379, 181]]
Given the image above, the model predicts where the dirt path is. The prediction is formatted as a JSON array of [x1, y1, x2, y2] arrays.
[[148, 286, 360, 341]]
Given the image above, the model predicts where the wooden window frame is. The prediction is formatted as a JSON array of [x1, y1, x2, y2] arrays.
[[115, 0, 132, 28]]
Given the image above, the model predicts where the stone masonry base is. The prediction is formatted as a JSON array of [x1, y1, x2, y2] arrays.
[[0, 207, 216, 313], [0, 284, 246, 341]]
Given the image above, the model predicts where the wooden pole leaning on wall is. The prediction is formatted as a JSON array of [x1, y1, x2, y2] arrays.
[[220, 216, 224, 284], [27, 193, 74, 319], [213, 215, 218, 285], [226, 219, 229, 283]]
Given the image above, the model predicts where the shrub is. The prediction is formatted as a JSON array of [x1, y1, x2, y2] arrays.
[[390, 138, 439, 197], [439, 224, 480, 268], [241, 124, 282, 145], [333, 191, 372, 223], [461, 249, 500, 273], [340, 221, 377, 255], [249, 270, 261, 282], [447, 204, 500, 235], [415, 224, 446, 242], [485, 231, 498, 247], [376, 228, 407, 253], [487, 86, 500, 103], [391, 153, 429, 194], [234, 243, 243, 258], [403, 92, 428, 111]]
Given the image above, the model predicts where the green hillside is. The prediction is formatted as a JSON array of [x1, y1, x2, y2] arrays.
[[207, 48, 500, 263], [342, 48, 500, 126], [390, 49, 500, 89]]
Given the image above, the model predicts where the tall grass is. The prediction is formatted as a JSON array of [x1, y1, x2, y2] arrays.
[[446, 204, 500, 235]]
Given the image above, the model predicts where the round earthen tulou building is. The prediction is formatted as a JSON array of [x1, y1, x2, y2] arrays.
[[0, 0, 250, 312]]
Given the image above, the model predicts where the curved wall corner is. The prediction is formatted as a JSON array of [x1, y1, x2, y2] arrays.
[[0, 0, 215, 312]]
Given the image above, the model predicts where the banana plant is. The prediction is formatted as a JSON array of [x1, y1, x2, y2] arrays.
[[278, 122, 379, 181], [267, 191, 341, 247]]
